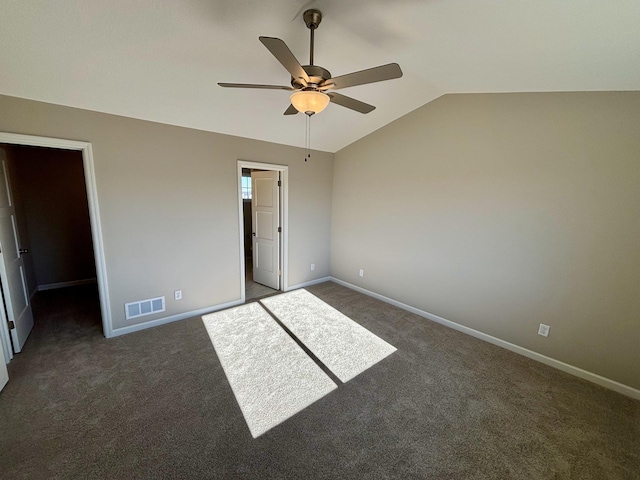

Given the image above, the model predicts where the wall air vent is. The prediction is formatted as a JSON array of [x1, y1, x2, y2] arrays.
[[125, 296, 165, 320]]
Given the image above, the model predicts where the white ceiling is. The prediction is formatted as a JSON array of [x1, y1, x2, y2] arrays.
[[1, 1, 639, 153]]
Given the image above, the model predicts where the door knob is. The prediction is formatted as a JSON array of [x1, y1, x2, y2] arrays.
[[19, 248, 29, 255]]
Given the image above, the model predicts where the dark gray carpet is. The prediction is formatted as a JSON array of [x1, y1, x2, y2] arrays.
[[1, 282, 638, 479]]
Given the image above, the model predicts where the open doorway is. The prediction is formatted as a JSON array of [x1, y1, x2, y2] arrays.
[[0, 133, 111, 366], [237, 161, 289, 302], [0, 144, 99, 353]]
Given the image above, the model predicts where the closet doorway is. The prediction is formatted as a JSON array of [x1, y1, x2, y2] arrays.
[[237, 161, 288, 302], [0, 133, 111, 366]]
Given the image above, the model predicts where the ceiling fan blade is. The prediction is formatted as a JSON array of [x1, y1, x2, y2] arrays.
[[218, 83, 294, 90], [324, 63, 403, 90], [327, 92, 375, 114], [259, 37, 310, 85], [284, 104, 299, 115]]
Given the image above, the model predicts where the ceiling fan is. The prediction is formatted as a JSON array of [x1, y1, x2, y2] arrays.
[[218, 9, 403, 116]]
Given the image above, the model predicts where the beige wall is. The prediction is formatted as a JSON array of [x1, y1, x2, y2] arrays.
[[12, 146, 96, 288], [332, 92, 640, 390], [3, 91, 637, 391], [0, 94, 333, 331]]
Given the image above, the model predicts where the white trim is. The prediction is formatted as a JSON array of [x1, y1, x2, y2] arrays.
[[110, 298, 243, 337], [0, 133, 113, 339], [237, 164, 245, 303], [81, 143, 112, 337], [330, 277, 640, 401], [37, 278, 97, 291], [237, 161, 289, 304], [0, 257, 10, 363], [286, 276, 332, 291]]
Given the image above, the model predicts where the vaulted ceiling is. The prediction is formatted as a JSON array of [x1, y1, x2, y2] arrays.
[[1, 1, 639, 152]]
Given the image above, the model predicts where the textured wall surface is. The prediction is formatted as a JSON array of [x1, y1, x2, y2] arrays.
[[12, 146, 96, 287], [332, 92, 640, 389], [0, 94, 333, 330]]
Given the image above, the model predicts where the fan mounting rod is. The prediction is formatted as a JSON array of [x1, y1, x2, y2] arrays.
[[303, 9, 322, 66]]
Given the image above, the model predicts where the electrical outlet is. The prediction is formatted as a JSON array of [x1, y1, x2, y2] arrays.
[[311, 263, 315, 271], [538, 323, 550, 337], [174, 290, 182, 301], [359, 269, 364, 277]]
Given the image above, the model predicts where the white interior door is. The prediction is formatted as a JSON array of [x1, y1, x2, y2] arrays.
[[0, 155, 34, 353], [0, 337, 8, 392], [251, 170, 280, 290]]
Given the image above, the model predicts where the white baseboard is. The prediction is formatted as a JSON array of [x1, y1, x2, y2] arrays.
[[286, 276, 332, 291], [330, 277, 640, 401], [38, 278, 97, 291], [110, 298, 244, 337], [111, 274, 331, 338]]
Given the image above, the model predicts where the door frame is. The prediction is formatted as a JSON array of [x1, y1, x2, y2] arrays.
[[0, 132, 112, 362], [237, 160, 288, 302]]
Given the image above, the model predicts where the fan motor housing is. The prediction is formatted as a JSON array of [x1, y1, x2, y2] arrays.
[[291, 65, 331, 89], [303, 9, 322, 29]]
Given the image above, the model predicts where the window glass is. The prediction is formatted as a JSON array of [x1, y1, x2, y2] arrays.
[[242, 176, 251, 199]]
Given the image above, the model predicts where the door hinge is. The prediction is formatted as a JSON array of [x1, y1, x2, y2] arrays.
[[277, 270, 281, 276], [8, 321, 15, 330], [278, 226, 282, 233], [277, 180, 281, 187]]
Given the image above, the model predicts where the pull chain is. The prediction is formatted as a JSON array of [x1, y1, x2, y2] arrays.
[[305, 113, 312, 162]]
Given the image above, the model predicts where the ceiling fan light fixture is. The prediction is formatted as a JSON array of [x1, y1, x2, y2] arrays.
[[290, 90, 330, 116]]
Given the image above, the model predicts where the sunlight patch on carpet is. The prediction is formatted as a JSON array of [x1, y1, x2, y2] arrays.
[[202, 302, 337, 438], [261, 289, 397, 382]]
